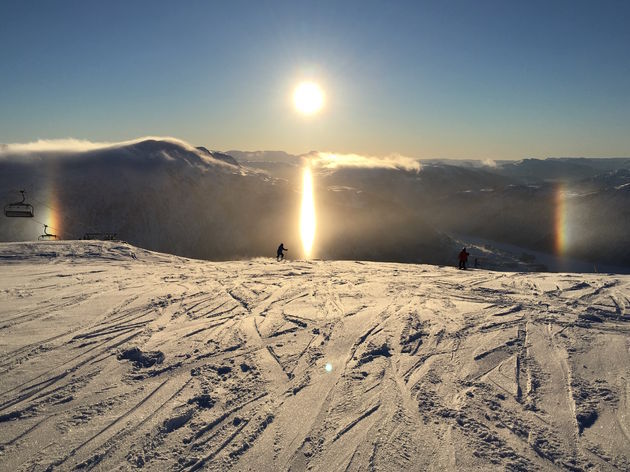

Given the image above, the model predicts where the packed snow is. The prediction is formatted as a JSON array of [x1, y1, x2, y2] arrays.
[[1, 241, 629, 471]]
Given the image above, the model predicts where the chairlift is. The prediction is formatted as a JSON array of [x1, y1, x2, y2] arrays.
[[38, 224, 58, 241], [4, 190, 34, 217]]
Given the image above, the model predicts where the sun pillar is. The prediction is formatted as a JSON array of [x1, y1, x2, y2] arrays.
[[554, 183, 567, 256], [300, 165, 316, 259]]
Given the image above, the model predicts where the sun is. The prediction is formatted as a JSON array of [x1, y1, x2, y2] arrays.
[[293, 82, 324, 115]]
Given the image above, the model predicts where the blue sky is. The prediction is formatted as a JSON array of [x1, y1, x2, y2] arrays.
[[1, 0, 629, 158]]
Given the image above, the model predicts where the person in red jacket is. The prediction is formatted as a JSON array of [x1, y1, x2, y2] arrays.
[[458, 247, 469, 269]]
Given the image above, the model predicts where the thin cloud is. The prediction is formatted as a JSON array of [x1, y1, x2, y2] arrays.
[[305, 151, 421, 172], [0, 136, 198, 157], [0, 138, 113, 154]]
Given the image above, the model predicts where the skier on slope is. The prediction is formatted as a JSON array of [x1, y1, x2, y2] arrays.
[[458, 247, 469, 270], [277, 243, 288, 261]]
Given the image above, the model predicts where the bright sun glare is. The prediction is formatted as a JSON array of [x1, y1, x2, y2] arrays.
[[293, 82, 324, 115], [300, 165, 316, 258]]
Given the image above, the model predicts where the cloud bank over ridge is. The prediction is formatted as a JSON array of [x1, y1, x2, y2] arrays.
[[304, 151, 422, 172], [1, 138, 422, 172], [0, 136, 201, 158]]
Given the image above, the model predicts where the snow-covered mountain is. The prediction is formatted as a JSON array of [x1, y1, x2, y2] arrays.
[[497, 157, 630, 184], [1, 241, 629, 470], [0, 138, 298, 260], [0, 139, 451, 264], [2, 140, 629, 269]]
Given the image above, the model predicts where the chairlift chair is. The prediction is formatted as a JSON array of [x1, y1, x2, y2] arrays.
[[38, 224, 58, 241], [4, 190, 34, 217]]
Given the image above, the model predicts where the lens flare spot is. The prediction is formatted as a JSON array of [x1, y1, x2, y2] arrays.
[[300, 165, 316, 258]]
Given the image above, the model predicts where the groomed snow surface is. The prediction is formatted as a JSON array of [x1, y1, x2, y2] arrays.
[[1, 241, 629, 471]]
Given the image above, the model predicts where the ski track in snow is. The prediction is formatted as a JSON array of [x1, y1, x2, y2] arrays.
[[0, 241, 629, 471]]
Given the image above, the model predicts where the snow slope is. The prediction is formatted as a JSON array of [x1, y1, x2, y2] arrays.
[[1, 241, 629, 471]]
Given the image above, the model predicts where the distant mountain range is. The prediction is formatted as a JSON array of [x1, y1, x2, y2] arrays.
[[230, 150, 630, 270], [1, 138, 629, 270]]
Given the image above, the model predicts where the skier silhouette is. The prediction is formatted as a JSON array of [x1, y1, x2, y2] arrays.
[[277, 243, 288, 261], [458, 247, 469, 270]]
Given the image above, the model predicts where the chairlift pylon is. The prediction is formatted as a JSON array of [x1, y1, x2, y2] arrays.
[[4, 190, 34, 218], [38, 224, 58, 241]]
